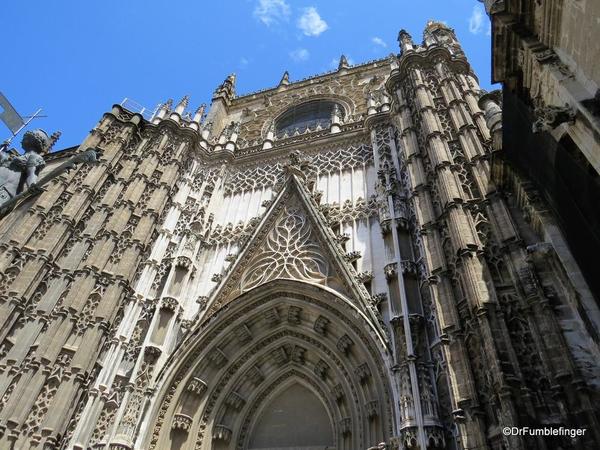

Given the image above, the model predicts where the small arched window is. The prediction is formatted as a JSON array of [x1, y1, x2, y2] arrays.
[[275, 100, 342, 138]]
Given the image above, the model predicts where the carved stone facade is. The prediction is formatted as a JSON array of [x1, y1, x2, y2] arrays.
[[480, 0, 600, 298], [0, 20, 598, 450]]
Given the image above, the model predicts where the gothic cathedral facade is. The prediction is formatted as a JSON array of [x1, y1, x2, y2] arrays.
[[0, 22, 598, 450]]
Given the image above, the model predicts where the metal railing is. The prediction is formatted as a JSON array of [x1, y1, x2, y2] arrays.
[[119, 98, 161, 121]]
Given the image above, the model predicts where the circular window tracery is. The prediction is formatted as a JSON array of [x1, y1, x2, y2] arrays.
[[275, 100, 343, 138]]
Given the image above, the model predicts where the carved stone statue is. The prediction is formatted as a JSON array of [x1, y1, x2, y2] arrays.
[[285, 150, 317, 190], [532, 103, 576, 133], [0, 132, 101, 219], [0, 129, 50, 205]]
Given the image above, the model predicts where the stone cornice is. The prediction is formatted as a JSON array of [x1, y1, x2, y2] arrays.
[[102, 105, 372, 170], [230, 56, 395, 105]]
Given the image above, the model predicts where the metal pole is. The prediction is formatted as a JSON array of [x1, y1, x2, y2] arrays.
[[3, 108, 43, 146]]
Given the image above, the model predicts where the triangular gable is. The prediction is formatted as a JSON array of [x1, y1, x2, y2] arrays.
[[203, 171, 377, 321]]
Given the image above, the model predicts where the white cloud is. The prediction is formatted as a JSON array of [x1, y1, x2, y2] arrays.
[[297, 7, 328, 36], [468, 5, 485, 34], [253, 0, 290, 26], [239, 57, 249, 67], [290, 48, 310, 62], [371, 37, 387, 48], [486, 22, 492, 36]]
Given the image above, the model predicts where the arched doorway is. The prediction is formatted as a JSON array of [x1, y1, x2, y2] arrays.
[[248, 381, 334, 449], [139, 280, 394, 450]]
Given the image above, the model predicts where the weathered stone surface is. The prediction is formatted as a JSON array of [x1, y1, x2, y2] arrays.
[[0, 17, 597, 450]]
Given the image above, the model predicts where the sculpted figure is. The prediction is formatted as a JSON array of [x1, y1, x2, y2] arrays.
[[0, 129, 49, 205]]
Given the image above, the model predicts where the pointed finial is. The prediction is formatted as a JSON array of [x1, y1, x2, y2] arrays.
[[175, 95, 190, 115], [195, 104, 206, 117], [177, 95, 189, 109], [398, 29, 415, 53], [338, 54, 349, 70], [47, 131, 61, 152], [192, 104, 206, 125], [279, 70, 290, 86], [398, 29, 412, 43], [214, 74, 236, 101], [152, 99, 173, 123]]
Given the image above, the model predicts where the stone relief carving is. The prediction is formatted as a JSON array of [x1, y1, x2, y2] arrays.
[[240, 205, 329, 291], [0, 17, 597, 450], [224, 162, 283, 195], [532, 103, 576, 133]]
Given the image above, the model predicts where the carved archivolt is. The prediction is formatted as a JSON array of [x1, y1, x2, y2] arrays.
[[240, 205, 328, 291], [237, 369, 336, 449], [141, 280, 392, 450]]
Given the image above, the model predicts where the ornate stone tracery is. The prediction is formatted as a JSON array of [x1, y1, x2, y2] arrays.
[[141, 280, 393, 450], [240, 205, 329, 291], [223, 163, 283, 195], [0, 18, 597, 450]]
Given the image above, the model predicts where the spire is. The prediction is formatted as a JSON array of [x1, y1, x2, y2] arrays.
[[189, 104, 206, 131], [164, 99, 173, 109], [46, 131, 61, 153], [338, 55, 349, 70], [423, 20, 461, 53], [153, 99, 173, 123], [193, 104, 206, 123], [214, 73, 236, 102], [279, 71, 290, 86], [175, 95, 190, 114], [397, 29, 415, 53]]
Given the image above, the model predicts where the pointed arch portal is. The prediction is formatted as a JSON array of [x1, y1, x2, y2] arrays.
[[140, 280, 395, 450], [248, 380, 334, 449]]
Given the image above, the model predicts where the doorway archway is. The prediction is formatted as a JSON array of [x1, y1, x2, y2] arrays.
[[140, 280, 394, 450], [248, 379, 334, 449]]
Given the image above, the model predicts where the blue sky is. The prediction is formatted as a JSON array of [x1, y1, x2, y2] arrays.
[[3, 1, 493, 149]]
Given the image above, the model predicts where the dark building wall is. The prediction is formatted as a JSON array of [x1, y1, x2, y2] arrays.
[[502, 87, 600, 297]]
